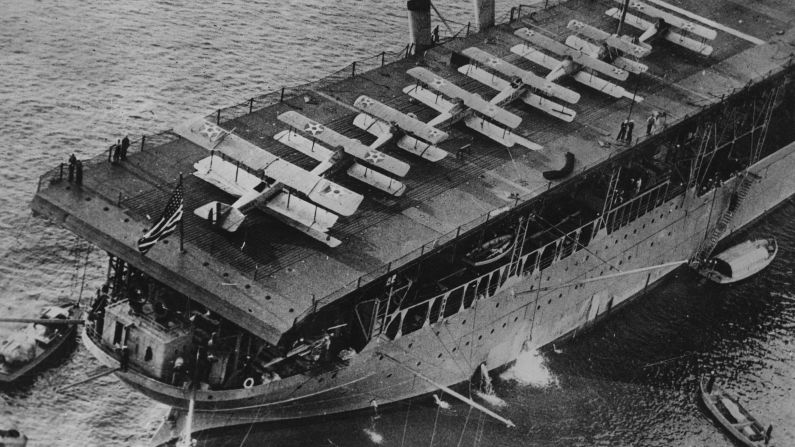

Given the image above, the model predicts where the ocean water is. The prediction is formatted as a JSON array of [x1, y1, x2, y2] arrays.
[[0, 1, 792, 446]]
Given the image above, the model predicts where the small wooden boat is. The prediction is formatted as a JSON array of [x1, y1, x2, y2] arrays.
[[0, 305, 80, 383], [700, 376, 772, 447], [0, 428, 27, 446], [464, 235, 514, 267], [699, 238, 777, 284]]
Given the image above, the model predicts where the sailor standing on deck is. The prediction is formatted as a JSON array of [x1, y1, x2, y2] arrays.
[[626, 120, 635, 144], [646, 112, 657, 136], [120, 135, 130, 160], [617, 119, 628, 142]]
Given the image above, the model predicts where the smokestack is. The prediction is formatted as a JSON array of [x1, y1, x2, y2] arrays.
[[407, 0, 432, 55], [473, 0, 495, 30]]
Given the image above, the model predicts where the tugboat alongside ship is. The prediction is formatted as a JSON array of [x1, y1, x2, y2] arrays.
[[26, 0, 795, 443]]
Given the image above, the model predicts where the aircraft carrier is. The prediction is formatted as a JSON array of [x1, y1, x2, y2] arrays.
[[30, 0, 795, 443]]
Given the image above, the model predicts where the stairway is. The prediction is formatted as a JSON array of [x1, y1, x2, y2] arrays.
[[509, 216, 530, 276], [692, 172, 758, 265]]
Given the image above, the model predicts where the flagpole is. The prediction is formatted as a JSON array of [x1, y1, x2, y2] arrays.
[[179, 173, 185, 253]]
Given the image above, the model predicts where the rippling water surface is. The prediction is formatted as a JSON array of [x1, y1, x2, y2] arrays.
[[0, 1, 793, 446]]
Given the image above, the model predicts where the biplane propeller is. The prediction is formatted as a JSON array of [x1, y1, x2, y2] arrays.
[[605, 0, 716, 56], [403, 67, 542, 150], [352, 95, 449, 162], [174, 117, 362, 247], [457, 47, 579, 123], [511, 28, 642, 102]]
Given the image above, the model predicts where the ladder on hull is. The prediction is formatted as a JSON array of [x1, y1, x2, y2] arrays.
[[692, 172, 758, 265]]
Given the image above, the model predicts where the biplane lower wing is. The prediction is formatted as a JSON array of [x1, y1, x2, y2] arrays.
[[564, 35, 649, 74], [192, 156, 341, 247], [458, 64, 576, 122], [274, 130, 406, 196], [277, 111, 410, 177], [511, 44, 643, 102], [352, 114, 449, 162], [463, 116, 543, 151], [174, 117, 362, 216], [353, 96, 448, 144], [613, 0, 717, 40], [566, 19, 651, 58], [406, 67, 522, 129], [605, 8, 714, 56]]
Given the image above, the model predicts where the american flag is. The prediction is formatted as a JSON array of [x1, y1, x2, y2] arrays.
[[137, 182, 184, 255]]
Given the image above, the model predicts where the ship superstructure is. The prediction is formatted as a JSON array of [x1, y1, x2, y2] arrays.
[[30, 0, 795, 442]]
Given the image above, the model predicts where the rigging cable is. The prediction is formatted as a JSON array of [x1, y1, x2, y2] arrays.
[[428, 398, 442, 447]]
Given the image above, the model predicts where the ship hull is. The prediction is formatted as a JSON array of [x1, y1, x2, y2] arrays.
[[87, 141, 795, 444]]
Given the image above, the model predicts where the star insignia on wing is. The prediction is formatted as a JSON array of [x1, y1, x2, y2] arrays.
[[199, 122, 224, 142], [358, 97, 375, 108], [487, 57, 500, 67], [304, 122, 325, 136], [364, 151, 385, 164], [431, 78, 446, 88]]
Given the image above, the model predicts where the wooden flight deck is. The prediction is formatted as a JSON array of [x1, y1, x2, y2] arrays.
[[31, 0, 795, 345]]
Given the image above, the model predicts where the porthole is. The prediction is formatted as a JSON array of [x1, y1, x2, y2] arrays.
[[85, 197, 91, 201], [495, 302, 500, 308], [265, 295, 271, 300], [203, 262, 209, 267], [245, 284, 251, 289], [465, 341, 470, 346], [502, 322, 507, 328], [490, 329, 495, 334], [288, 308, 294, 313], [558, 293, 562, 298], [462, 320, 467, 325], [417, 361, 422, 367], [387, 373, 393, 378], [619, 260, 623, 265], [514, 316, 519, 322], [437, 353, 443, 358], [103, 207, 109, 211], [163, 240, 169, 244], [547, 299, 551, 304], [124, 218, 129, 223], [452, 347, 457, 352], [222, 272, 229, 277], [408, 343, 413, 349], [650, 241, 655, 247], [478, 335, 483, 340], [537, 305, 541, 310]]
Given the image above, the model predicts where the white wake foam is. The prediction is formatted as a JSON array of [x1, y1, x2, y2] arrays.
[[499, 349, 557, 387]]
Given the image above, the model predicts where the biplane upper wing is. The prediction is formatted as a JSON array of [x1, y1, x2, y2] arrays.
[[352, 114, 449, 162], [567, 20, 651, 58], [458, 64, 576, 122], [510, 44, 641, 101], [613, 0, 717, 40], [174, 117, 362, 216], [565, 35, 649, 74], [406, 67, 523, 129], [353, 96, 448, 144], [278, 111, 410, 177], [461, 47, 581, 104], [514, 28, 629, 81], [605, 8, 714, 56]]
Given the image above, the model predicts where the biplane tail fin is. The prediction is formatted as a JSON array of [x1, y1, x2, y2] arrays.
[[194, 201, 247, 232]]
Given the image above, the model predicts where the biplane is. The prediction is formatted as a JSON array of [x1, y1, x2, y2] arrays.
[[457, 47, 579, 123], [278, 111, 410, 178], [605, 0, 716, 56], [351, 95, 449, 162], [174, 117, 362, 247], [565, 20, 650, 75], [511, 28, 641, 101], [403, 67, 542, 150], [273, 128, 407, 197]]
